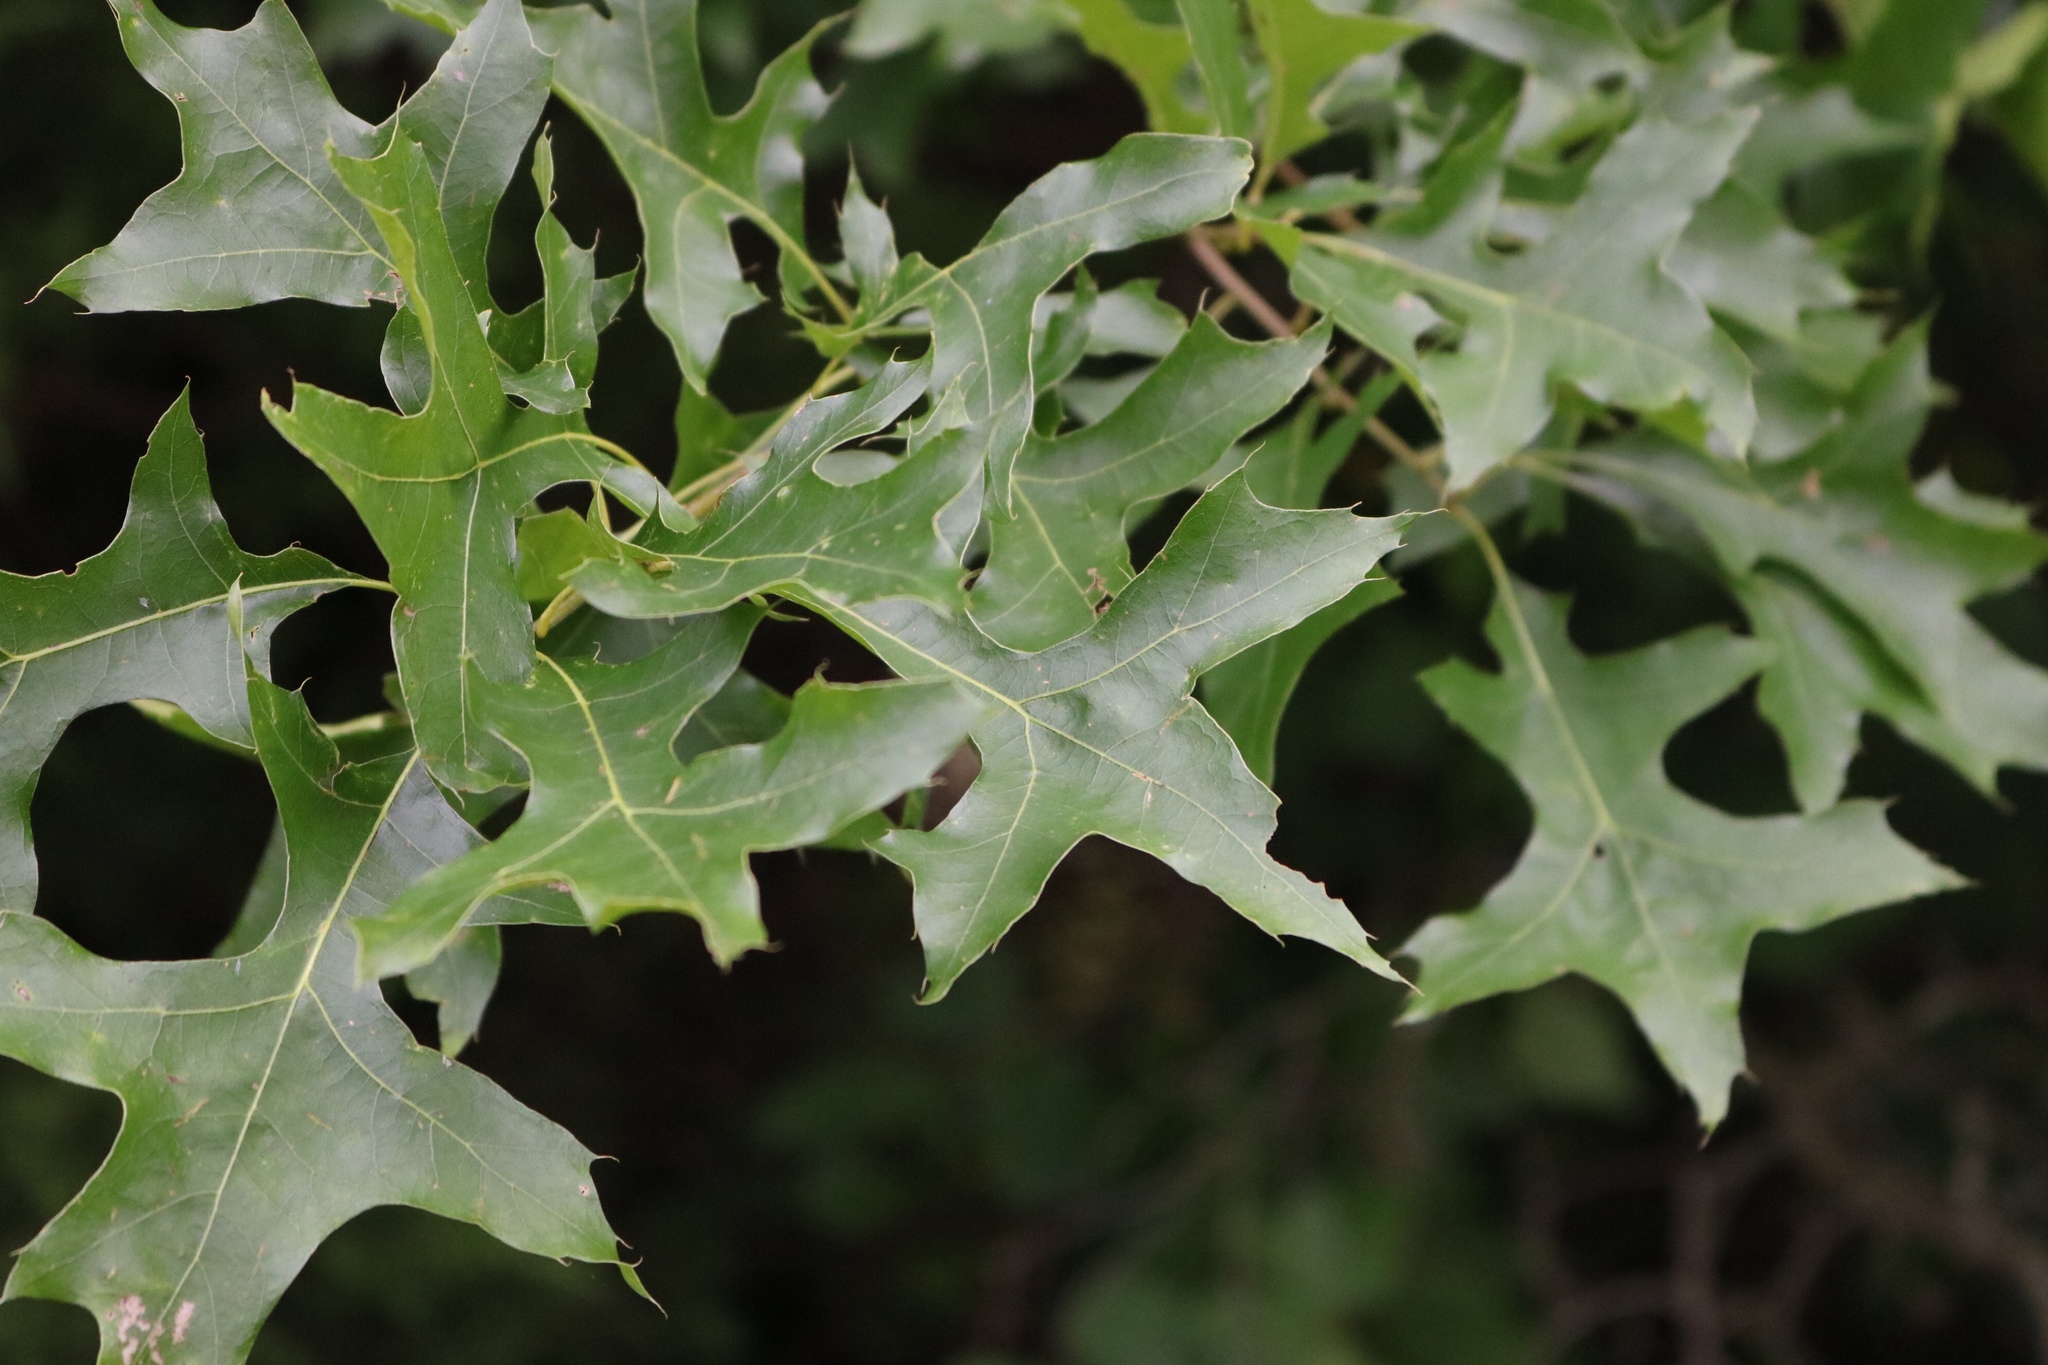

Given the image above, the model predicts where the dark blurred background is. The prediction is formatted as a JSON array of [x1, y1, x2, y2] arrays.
[[3, 1, 2048, 1361]]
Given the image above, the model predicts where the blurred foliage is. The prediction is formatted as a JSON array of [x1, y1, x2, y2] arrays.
[[3, 0, 2048, 1361]]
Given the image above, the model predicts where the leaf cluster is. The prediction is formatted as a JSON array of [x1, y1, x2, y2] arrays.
[[7, 0, 2048, 1355]]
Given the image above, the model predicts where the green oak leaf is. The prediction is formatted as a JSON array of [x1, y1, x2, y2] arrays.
[[1243, 0, 1424, 172], [1200, 373, 1407, 783], [1666, 180, 1856, 345], [0, 673, 626, 1365], [50, 0, 389, 311], [219, 776, 579, 1057], [266, 132, 671, 791], [1561, 331, 2048, 811], [1178, 0, 1259, 143], [1403, 581, 1962, 1126], [801, 169, 922, 357], [356, 610, 987, 978], [673, 668, 796, 756], [404, 925, 504, 1056], [971, 317, 1331, 651], [1722, 308, 1887, 461], [55, 0, 548, 316], [1391, 0, 1651, 157], [821, 134, 1254, 504], [0, 391, 365, 912], [1400, 0, 1643, 95], [390, 0, 551, 312], [387, 153, 635, 418], [1029, 267, 1102, 400], [836, 167, 900, 305], [370, 0, 615, 412], [1047, 279, 1195, 423], [1273, 102, 1757, 487], [814, 471, 1413, 999], [1730, 82, 1922, 207], [1169, 0, 1427, 173], [531, 0, 837, 391], [1038, 278, 1189, 363], [564, 357, 982, 618], [485, 132, 632, 415]]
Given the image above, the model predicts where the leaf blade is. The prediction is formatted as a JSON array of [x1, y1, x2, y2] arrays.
[[0, 677, 623, 1365], [1403, 582, 1962, 1125]]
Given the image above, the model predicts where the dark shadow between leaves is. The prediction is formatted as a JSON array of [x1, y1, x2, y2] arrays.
[[30, 704, 272, 962]]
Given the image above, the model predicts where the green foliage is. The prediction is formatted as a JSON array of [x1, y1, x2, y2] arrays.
[[265, 129, 670, 791], [814, 132, 1254, 501], [0, 670, 624, 1364], [1556, 330, 2048, 811], [564, 357, 980, 616], [971, 318, 1330, 650], [0, 394, 365, 912], [536, 0, 837, 391], [357, 611, 985, 976], [10, 0, 2048, 1355], [827, 472, 1410, 999], [1402, 579, 1958, 1123], [49, 0, 391, 312], [1268, 101, 1758, 487]]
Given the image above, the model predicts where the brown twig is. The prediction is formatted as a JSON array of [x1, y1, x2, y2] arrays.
[[1185, 231, 1296, 339], [1182, 231, 1442, 492]]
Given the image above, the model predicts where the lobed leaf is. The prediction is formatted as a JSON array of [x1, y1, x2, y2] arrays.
[[1243, 0, 1425, 171], [972, 317, 1332, 651], [55, 0, 548, 316], [266, 132, 670, 791], [1562, 331, 2048, 811], [357, 609, 987, 977], [0, 673, 626, 1365], [1065, 0, 1205, 135], [389, 0, 553, 313], [1179, 0, 1260, 144], [532, 0, 836, 392], [0, 393, 365, 912], [566, 357, 983, 618], [1403, 583, 1962, 1126], [1273, 102, 1757, 487], [486, 133, 635, 415], [823, 134, 1254, 505], [816, 471, 1412, 1000], [50, 0, 389, 311]]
